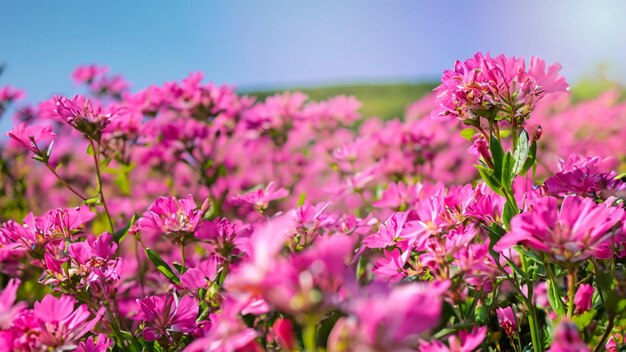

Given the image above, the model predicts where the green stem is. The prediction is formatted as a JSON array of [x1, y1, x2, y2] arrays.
[[89, 139, 115, 233], [303, 319, 318, 352], [217, 260, 230, 288], [180, 242, 186, 269], [594, 315, 615, 352], [44, 162, 88, 201], [520, 250, 543, 352], [567, 269, 576, 318]]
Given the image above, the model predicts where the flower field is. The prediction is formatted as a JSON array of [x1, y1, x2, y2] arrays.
[[1, 53, 626, 351]]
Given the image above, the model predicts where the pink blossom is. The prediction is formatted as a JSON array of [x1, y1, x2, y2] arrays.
[[373, 181, 422, 210], [0, 279, 25, 329], [496, 307, 517, 337], [180, 256, 221, 290], [362, 211, 421, 249], [435, 52, 568, 122], [6, 123, 57, 156], [547, 320, 590, 352], [233, 182, 289, 212], [333, 281, 449, 351], [184, 298, 260, 352], [135, 294, 199, 341], [494, 196, 624, 262], [545, 155, 624, 197], [61, 232, 123, 292], [54, 95, 117, 139], [419, 326, 487, 352], [76, 333, 112, 352], [33, 294, 100, 349], [467, 134, 492, 167], [573, 283, 594, 314], [72, 65, 108, 84], [132, 195, 208, 241], [0, 86, 24, 116], [270, 318, 296, 351], [261, 234, 356, 315]]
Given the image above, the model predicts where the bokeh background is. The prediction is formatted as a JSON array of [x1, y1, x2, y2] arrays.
[[2, 0, 626, 131]]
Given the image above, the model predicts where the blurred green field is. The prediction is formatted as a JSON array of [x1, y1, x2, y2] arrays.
[[245, 82, 437, 119], [244, 77, 625, 121]]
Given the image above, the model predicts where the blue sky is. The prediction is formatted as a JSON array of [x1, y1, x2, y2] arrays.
[[1, 0, 626, 130]]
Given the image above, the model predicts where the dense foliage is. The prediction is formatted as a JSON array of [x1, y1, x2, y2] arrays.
[[1, 53, 625, 351]]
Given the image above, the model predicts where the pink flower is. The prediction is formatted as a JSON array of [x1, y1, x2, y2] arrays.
[[0, 85, 24, 102], [467, 134, 492, 167], [195, 217, 251, 258], [33, 294, 100, 349], [419, 326, 487, 352], [6, 123, 57, 157], [233, 182, 289, 213], [261, 234, 356, 315], [573, 283, 594, 314], [373, 182, 422, 210], [54, 95, 117, 139], [72, 65, 108, 84], [184, 298, 260, 352], [494, 196, 624, 262], [0, 279, 25, 329], [434, 52, 567, 122], [61, 232, 123, 293], [270, 318, 296, 351], [333, 281, 449, 350], [371, 248, 410, 282], [135, 294, 199, 341], [496, 307, 517, 337], [545, 155, 624, 197], [132, 195, 208, 242], [180, 256, 221, 290], [0, 86, 24, 115], [76, 333, 112, 352], [547, 320, 590, 352], [362, 211, 421, 249]]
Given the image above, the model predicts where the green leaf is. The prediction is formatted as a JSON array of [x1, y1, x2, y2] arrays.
[[152, 342, 167, 352], [173, 262, 188, 274], [118, 330, 144, 352], [489, 134, 504, 181], [483, 223, 506, 251], [499, 129, 512, 138], [86, 143, 94, 156], [502, 152, 513, 185], [547, 278, 566, 316], [460, 128, 476, 141], [502, 252, 527, 280], [520, 139, 537, 175], [298, 192, 307, 206], [113, 215, 136, 243], [593, 261, 619, 313], [84, 196, 101, 205], [513, 130, 530, 175], [502, 202, 516, 228], [572, 309, 596, 329], [475, 164, 503, 195], [145, 248, 180, 284]]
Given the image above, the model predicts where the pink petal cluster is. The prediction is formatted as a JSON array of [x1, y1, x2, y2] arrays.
[[435, 53, 568, 122], [494, 196, 624, 262]]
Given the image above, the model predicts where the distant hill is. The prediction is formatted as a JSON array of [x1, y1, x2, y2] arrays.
[[243, 82, 438, 120]]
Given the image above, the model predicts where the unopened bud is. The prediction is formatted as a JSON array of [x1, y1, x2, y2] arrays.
[[533, 125, 542, 141]]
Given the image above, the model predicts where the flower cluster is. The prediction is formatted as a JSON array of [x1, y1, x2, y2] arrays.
[[0, 54, 625, 351], [434, 52, 568, 124]]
